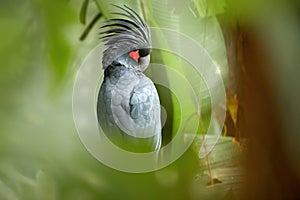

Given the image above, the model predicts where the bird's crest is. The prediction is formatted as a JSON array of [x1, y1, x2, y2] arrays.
[[100, 4, 151, 69]]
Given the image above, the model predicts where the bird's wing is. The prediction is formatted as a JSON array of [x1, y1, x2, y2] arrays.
[[111, 74, 161, 139], [129, 76, 161, 138]]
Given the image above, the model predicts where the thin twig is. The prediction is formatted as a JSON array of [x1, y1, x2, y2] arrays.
[[79, 12, 102, 41]]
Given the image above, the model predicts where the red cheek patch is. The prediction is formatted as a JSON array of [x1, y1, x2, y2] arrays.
[[129, 50, 139, 62]]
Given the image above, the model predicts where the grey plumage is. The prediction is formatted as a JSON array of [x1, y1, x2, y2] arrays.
[[97, 5, 161, 153]]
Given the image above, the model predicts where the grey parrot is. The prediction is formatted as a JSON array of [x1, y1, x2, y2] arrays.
[[97, 5, 161, 153]]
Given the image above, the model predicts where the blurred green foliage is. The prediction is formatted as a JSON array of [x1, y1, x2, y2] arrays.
[[0, 0, 203, 199], [1, 0, 300, 199]]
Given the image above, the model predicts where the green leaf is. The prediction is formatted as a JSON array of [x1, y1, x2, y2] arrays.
[[93, 0, 144, 19], [191, 0, 226, 18], [147, 0, 228, 132]]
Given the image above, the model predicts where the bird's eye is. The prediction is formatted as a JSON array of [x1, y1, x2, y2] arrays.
[[139, 48, 150, 57]]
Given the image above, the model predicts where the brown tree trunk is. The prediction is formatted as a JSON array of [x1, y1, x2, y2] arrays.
[[218, 16, 300, 199]]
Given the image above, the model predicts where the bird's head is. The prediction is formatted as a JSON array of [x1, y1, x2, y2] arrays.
[[100, 5, 151, 72]]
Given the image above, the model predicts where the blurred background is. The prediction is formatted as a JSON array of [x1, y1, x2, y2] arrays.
[[1, 0, 300, 199]]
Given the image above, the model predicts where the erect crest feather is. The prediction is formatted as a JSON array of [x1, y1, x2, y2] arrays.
[[100, 4, 151, 69]]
